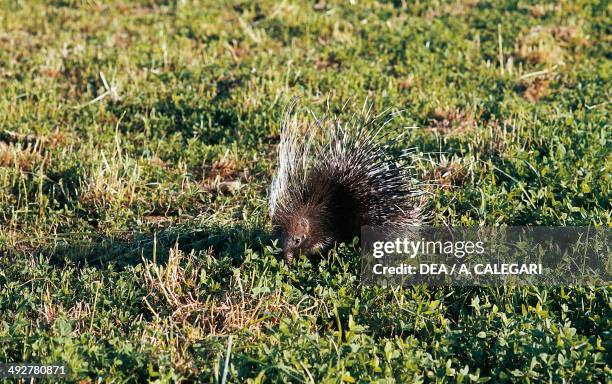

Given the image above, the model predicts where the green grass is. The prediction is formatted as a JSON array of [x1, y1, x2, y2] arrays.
[[0, 0, 610, 382]]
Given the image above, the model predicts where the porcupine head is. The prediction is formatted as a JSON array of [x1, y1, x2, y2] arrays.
[[269, 103, 424, 263], [273, 204, 332, 264], [271, 173, 361, 263]]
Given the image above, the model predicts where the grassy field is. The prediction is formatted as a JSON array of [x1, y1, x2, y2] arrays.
[[0, 0, 610, 382]]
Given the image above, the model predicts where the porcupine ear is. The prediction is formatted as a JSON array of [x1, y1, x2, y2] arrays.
[[269, 99, 318, 217]]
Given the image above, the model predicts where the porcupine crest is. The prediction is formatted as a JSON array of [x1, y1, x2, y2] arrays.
[[270, 101, 425, 263]]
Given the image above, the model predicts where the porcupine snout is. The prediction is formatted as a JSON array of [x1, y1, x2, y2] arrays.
[[281, 235, 303, 263], [277, 216, 312, 263]]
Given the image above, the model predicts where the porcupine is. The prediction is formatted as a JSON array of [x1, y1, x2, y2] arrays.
[[269, 102, 425, 263]]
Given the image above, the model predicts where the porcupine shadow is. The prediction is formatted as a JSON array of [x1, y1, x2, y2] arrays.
[[10, 224, 272, 269]]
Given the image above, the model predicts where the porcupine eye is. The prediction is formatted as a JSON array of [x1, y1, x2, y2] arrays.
[[291, 234, 307, 247]]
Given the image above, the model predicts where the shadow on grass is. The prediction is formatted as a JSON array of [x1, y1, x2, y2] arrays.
[[19, 224, 275, 269]]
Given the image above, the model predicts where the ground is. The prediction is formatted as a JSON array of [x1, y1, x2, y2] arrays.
[[0, 0, 610, 382]]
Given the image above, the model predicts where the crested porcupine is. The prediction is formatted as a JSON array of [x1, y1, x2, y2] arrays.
[[269, 102, 426, 263]]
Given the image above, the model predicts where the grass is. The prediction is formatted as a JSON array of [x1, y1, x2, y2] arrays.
[[0, 0, 610, 382]]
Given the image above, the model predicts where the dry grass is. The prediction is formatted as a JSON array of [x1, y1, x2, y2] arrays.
[[474, 118, 516, 156], [427, 108, 479, 136], [422, 155, 472, 190], [2, 130, 72, 147], [516, 25, 588, 67], [517, 27, 566, 66], [523, 4, 561, 18], [515, 75, 553, 102], [206, 157, 239, 180], [0, 130, 74, 171], [424, 0, 480, 19], [141, 246, 324, 337], [0, 141, 44, 171], [142, 215, 173, 228], [201, 156, 248, 195], [78, 152, 142, 211]]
